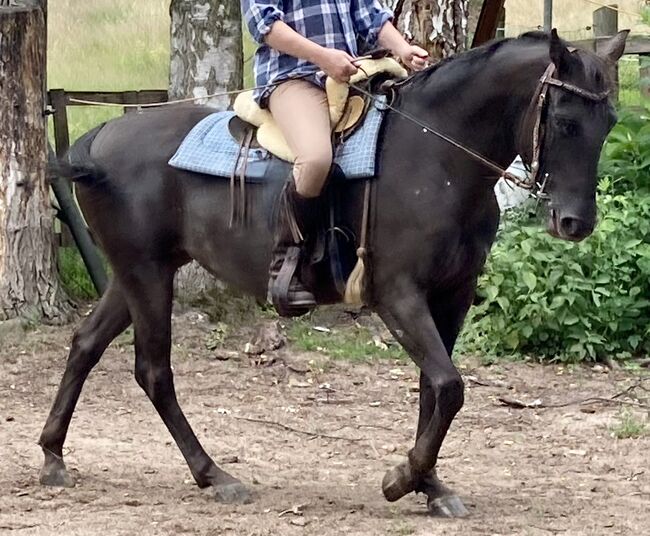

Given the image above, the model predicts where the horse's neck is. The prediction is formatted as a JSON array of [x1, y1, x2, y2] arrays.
[[402, 45, 550, 170]]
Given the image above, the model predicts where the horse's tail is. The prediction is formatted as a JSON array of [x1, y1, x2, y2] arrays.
[[50, 123, 107, 184]]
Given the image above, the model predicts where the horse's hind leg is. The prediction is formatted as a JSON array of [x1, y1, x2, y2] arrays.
[[123, 263, 252, 504], [39, 282, 131, 487]]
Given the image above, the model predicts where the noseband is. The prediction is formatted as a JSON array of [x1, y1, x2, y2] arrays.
[[350, 60, 610, 196], [527, 62, 610, 199]]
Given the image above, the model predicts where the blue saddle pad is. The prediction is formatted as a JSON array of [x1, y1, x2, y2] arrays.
[[168, 96, 387, 181]]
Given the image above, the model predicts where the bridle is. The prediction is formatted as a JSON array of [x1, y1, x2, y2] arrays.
[[349, 60, 610, 198], [525, 62, 610, 200]]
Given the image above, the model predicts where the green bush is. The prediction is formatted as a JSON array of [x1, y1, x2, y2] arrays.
[[461, 187, 650, 362], [599, 104, 650, 194]]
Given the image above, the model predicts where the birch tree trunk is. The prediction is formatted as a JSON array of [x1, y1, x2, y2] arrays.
[[390, 0, 469, 61], [169, 0, 243, 300], [0, 3, 71, 323], [169, 0, 243, 107]]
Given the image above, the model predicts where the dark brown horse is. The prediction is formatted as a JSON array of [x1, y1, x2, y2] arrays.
[[39, 31, 627, 516]]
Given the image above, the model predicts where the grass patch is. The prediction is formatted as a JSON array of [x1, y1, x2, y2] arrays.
[[57, 247, 100, 301], [610, 410, 648, 439], [288, 318, 407, 362]]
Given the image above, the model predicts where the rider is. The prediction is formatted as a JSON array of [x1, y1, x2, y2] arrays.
[[242, 0, 428, 315]]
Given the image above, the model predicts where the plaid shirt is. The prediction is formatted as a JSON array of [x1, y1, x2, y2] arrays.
[[242, 0, 393, 105]]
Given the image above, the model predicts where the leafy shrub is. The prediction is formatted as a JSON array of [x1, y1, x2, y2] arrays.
[[461, 187, 650, 362], [599, 105, 650, 194]]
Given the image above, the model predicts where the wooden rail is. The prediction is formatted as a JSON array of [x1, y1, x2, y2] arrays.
[[47, 89, 169, 157]]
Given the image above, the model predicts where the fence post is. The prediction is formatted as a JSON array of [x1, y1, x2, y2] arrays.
[[593, 5, 619, 99], [544, 0, 553, 32], [124, 90, 138, 114], [50, 89, 70, 157]]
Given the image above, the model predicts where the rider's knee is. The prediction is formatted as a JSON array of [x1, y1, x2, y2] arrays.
[[294, 149, 333, 198]]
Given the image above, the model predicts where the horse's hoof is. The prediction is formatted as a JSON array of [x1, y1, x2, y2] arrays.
[[382, 461, 415, 502], [427, 494, 470, 518], [212, 482, 253, 504], [39, 457, 75, 488]]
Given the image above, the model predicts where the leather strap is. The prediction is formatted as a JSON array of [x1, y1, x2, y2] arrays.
[[229, 132, 247, 228], [272, 245, 302, 316]]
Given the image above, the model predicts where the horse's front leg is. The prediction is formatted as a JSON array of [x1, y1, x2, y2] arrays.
[[414, 284, 476, 516], [375, 279, 470, 517]]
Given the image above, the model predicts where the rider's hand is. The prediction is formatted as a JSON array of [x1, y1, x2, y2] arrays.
[[398, 44, 429, 71], [314, 48, 359, 83]]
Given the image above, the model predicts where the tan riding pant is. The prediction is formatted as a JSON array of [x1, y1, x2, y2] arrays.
[[268, 79, 332, 198]]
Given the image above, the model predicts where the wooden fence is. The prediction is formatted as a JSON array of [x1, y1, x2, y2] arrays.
[[48, 89, 169, 157]]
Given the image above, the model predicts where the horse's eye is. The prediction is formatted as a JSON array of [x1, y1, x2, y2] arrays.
[[554, 118, 580, 137]]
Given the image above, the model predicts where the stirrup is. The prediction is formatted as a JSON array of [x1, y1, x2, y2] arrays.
[[270, 246, 316, 317]]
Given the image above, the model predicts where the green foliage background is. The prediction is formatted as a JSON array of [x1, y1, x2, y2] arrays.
[[460, 104, 650, 362]]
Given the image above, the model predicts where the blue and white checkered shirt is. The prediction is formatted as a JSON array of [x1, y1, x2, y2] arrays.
[[242, 0, 393, 106]]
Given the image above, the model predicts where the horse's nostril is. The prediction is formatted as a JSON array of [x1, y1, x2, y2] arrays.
[[560, 216, 590, 239]]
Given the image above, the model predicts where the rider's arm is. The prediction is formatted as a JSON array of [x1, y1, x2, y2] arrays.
[[377, 23, 428, 70], [352, 0, 429, 70], [241, 0, 331, 63], [241, 0, 284, 45], [350, 0, 394, 49], [264, 21, 331, 66]]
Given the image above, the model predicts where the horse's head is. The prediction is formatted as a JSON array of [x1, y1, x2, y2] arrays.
[[536, 29, 627, 241]]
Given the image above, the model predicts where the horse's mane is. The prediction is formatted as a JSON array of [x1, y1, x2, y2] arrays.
[[405, 31, 609, 92]]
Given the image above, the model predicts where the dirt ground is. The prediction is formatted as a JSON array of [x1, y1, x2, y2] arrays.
[[0, 307, 648, 536]]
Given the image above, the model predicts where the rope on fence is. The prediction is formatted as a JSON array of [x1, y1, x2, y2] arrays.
[[68, 83, 274, 109]]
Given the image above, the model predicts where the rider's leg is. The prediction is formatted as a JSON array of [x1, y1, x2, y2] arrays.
[[269, 79, 333, 197], [266, 80, 333, 315]]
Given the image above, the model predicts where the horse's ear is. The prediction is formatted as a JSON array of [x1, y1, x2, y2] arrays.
[[549, 29, 571, 73], [597, 30, 629, 64]]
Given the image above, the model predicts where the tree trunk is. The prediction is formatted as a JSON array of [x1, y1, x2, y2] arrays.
[[169, 0, 243, 299], [391, 0, 469, 61], [169, 0, 243, 108], [0, 3, 71, 323]]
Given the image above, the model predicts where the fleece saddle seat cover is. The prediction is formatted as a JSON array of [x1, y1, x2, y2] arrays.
[[233, 57, 407, 162]]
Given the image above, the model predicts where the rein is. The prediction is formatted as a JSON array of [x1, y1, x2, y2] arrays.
[[349, 61, 610, 195]]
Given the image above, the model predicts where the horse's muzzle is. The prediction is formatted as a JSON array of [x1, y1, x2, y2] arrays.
[[548, 209, 595, 242]]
